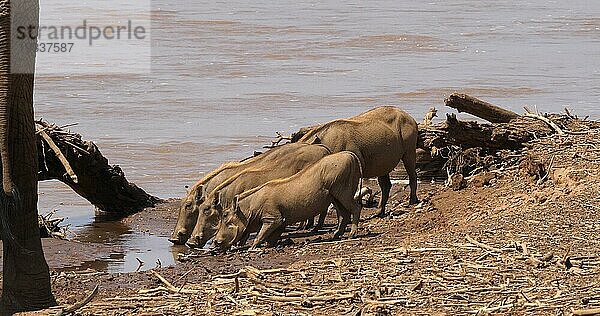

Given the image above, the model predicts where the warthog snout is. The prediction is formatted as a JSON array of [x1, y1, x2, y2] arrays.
[[185, 234, 203, 248], [211, 238, 226, 250], [168, 230, 187, 245]]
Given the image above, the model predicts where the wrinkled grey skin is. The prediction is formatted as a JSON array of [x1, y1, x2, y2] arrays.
[[186, 143, 331, 248], [297, 106, 419, 217], [214, 151, 362, 250], [0, 0, 56, 311]]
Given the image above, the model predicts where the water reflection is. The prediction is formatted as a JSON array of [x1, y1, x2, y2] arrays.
[[66, 220, 180, 273]]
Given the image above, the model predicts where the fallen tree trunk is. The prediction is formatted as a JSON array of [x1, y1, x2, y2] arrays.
[[418, 113, 554, 151], [286, 94, 580, 180], [444, 93, 520, 123], [415, 113, 557, 178], [36, 120, 160, 216]]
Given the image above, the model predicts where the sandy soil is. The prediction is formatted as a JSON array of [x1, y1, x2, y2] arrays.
[[7, 123, 600, 316]]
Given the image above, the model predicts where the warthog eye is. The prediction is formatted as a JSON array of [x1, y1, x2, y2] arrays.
[[203, 207, 212, 215]]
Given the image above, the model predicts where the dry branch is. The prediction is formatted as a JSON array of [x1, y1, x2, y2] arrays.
[[573, 308, 600, 316], [524, 112, 566, 136], [444, 93, 520, 123], [465, 235, 503, 253], [139, 270, 200, 294], [56, 283, 99, 316], [37, 127, 79, 183]]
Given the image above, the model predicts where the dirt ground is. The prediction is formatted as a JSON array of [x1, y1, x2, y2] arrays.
[[7, 123, 600, 315]]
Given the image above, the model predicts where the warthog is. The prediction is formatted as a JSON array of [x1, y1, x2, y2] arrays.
[[213, 151, 363, 250], [169, 143, 325, 244], [185, 143, 331, 248], [294, 106, 418, 217]]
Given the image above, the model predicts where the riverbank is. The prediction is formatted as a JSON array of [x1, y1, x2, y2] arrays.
[[9, 119, 600, 315]]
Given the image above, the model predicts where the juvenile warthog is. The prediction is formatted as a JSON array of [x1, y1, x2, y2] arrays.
[[294, 106, 418, 217], [169, 143, 325, 244], [213, 151, 363, 250], [185, 143, 331, 248]]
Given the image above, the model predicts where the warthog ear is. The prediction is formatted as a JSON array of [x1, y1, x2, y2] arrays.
[[233, 195, 239, 210], [194, 185, 204, 203], [212, 191, 221, 207], [311, 136, 321, 145]]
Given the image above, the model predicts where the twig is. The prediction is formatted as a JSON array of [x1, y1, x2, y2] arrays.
[[59, 122, 79, 129], [150, 270, 176, 290], [56, 283, 99, 315], [140, 270, 200, 294], [524, 112, 565, 136], [469, 303, 514, 314], [251, 291, 355, 303], [37, 128, 79, 183], [213, 266, 298, 280], [135, 257, 144, 272], [63, 140, 90, 154], [264, 131, 292, 148], [537, 154, 555, 185], [441, 286, 502, 295], [465, 235, 504, 253], [573, 308, 600, 316]]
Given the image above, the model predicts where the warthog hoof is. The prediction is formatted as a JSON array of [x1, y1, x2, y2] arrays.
[[332, 231, 343, 240]]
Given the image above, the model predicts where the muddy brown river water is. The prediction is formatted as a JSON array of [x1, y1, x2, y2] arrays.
[[29, 1, 600, 272]]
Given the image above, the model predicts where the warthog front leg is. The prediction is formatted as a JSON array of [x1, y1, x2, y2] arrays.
[[252, 216, 284, 248], [237, 229, 251, 247], [265, 224, 286, 247], [296, 207, 328, 232], [313, 207, 328, 231]]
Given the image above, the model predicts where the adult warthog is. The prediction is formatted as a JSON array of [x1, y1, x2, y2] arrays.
[[294, 106, 418, 217], [169, 143, 325, 244], [213, 151, 363, 250], [185, 143, 331, 248]]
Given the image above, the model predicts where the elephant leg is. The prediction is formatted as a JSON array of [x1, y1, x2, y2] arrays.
[[377, 174, 392, 217], [402, 152, 419, 205]]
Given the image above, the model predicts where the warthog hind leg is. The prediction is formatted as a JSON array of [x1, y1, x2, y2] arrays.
[[377, 174, 392, 217], [332, 201, 351, 239], [402, 151, 419, 205], [333, 195, 362, 238]]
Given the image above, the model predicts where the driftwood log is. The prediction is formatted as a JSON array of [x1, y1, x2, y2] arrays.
[[36, 120, 160, 216], [444, 93, 520, 123], [418, 113, 553, 151], [288, 93, 581, 180]]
